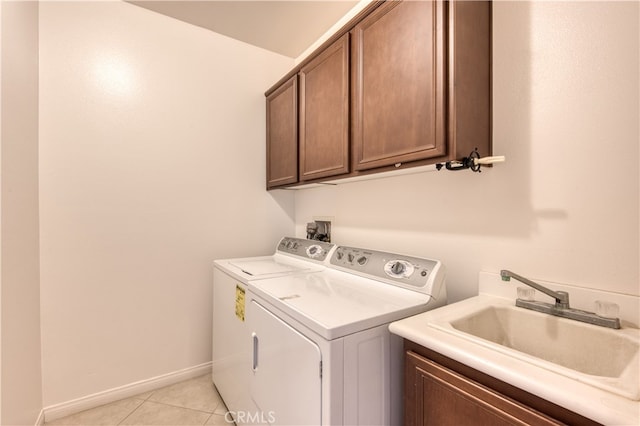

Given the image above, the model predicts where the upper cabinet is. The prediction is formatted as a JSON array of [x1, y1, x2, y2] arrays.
[[351, 0, 446, 171], [265, 0, 492, 189], [266, 76, 298, 188], [299, 34, 350, 182]]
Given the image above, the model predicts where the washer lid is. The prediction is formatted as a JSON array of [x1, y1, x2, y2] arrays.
[[249, 269, 435, 340], [215, 254, 325, 282], [229, 259, 312, 276]]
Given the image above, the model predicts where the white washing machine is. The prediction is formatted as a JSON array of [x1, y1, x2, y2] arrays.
[[212, 237, 335, 424], [247, 245, 446, 425]]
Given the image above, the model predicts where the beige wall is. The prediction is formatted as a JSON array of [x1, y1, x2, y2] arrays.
[[31, 0, 640, 413], [0, 0, 43, 424], [39, 1, 294, 406], [294, 1, 640, 302]]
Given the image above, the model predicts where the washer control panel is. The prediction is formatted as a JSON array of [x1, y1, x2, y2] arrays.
[[277, 237, 334, 261], [330, 246, 441, 291]]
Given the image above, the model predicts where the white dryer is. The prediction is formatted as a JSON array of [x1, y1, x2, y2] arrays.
[[247, 245, 446, 425], [212, 237, 335, 424]]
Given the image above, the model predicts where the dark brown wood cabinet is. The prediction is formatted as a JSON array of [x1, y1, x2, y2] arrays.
[[351, 0, 447, 171], [299, 34, 350, 181], [404, 341, 601, 426], [265, 0, 492, 189], [266, 76, 298, 188]]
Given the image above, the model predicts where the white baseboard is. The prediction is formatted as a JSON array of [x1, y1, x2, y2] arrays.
[[35, 409, 45, 426], [43, 362, 212, 423]]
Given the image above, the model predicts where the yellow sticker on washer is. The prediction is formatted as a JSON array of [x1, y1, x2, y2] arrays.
[[235, 285, 245, 322]]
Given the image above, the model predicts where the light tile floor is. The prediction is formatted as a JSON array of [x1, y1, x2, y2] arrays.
[[45, 374, 232, 426]]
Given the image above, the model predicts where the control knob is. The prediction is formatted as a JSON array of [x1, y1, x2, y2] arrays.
[[384, 260, 415, 279], [306, 245, 323, 259], [391, 261, 405, 274]]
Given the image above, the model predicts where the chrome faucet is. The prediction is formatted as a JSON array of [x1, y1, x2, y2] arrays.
[[500, 270, 621, 329], [500, 270, 570, 309]]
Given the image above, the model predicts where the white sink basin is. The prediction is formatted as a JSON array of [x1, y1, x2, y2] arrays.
[[431, 303, 640, 400], [389, 273, 640, 425]]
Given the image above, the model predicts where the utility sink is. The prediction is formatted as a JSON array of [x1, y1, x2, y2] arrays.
[[431, 303, 640, 400]]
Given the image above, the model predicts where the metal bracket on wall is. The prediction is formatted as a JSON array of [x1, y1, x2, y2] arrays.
[[436, 148, 505, 173]]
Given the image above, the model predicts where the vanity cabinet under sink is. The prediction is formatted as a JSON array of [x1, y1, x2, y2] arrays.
[[404, 341, 601, 426]]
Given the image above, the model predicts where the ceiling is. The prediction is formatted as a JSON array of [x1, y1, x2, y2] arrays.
[[129, 1, 359, 58]]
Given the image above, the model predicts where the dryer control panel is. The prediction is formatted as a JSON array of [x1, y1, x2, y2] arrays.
[[330, 246, 444, 296], [277, 237, 335, 262]]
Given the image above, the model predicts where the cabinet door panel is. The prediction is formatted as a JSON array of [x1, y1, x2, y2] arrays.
[[266, 76, 298, 188], [352, 0, 446, 170], [300, 34, 350, 181], [405, 351, 562, 426]]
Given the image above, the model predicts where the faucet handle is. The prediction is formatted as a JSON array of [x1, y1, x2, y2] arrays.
[[554, 291, 570, 309], [517, 286, 536, 301], [595, 300, 620, 319]]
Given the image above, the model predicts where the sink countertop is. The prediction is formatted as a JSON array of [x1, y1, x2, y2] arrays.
[[389, 272, 640, 426]]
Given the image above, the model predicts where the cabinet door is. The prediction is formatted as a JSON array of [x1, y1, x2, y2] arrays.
[[351, 0, 446, 171], [266, 76, 298, 188], [299, 34, 350, 181], [405, 351, 562, 426]]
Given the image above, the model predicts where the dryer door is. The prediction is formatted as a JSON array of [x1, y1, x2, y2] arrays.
[[250, 300, 322, 425]]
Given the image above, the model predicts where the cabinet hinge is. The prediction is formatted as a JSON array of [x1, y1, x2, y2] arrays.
[[319, 361, 323, 378]]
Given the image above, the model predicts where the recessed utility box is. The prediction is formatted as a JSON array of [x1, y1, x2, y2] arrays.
[[306, 220, 331, 243]]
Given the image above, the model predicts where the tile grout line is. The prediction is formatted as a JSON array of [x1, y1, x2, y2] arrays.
[[202, 413, 213, 426], [116, 398, 220, 425], [114, 390, 156, 425], [116, 398, 146, 426], [116, 377, 215, 425], [143, 399, 219, 415]]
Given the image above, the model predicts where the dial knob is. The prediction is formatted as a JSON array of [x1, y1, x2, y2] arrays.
[[306, 245, 322, 258], [336, 250, 344, 260], [357, 256, 368, 265], [391, 261, 405, 274], [347, 253, 355, 263], [384, 260, 415, 279]]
